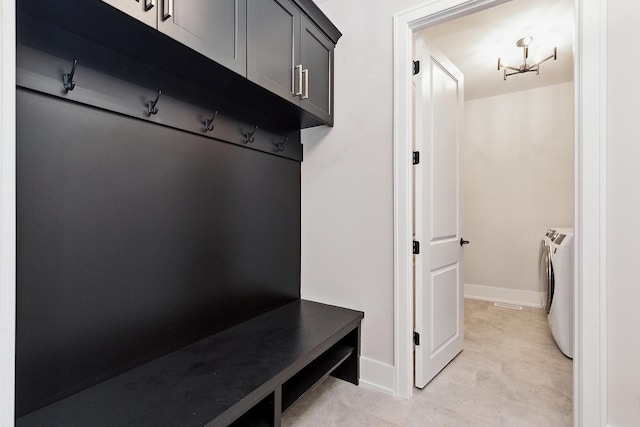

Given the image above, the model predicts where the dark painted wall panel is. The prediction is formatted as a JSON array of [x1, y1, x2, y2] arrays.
[[16, 89, 301, 415]]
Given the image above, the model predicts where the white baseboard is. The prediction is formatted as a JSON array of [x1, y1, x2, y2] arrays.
[[358, 357, 394, 395], [464, 283, 542, 308]]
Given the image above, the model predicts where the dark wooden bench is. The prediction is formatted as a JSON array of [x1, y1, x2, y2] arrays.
[[16, 300, 363, 427]]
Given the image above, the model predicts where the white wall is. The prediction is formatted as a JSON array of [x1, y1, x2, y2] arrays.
[[463, 83, 573, 296], [606, 1, 640, 425], [301, 0, 576, 389], [300, 0, 425, 378]]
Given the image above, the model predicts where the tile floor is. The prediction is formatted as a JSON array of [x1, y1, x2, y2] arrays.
[[282, 299, 573, 426]]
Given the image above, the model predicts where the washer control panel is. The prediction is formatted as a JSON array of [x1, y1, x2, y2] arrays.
[[552, 234, 566, 245]]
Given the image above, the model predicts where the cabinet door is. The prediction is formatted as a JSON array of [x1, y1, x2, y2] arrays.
[[247, 0, 300, 104], [157, 0, 247, 76], [300, 16, 334, 125], [101, 0, 157, 28]]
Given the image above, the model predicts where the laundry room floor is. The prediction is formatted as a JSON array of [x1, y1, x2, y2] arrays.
[[282, 299, 573, 426]]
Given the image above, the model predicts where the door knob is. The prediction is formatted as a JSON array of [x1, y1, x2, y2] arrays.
[[460, 238, 470, 246]]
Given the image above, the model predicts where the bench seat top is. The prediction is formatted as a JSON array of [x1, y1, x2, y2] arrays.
[[17, 299, 364, 427]]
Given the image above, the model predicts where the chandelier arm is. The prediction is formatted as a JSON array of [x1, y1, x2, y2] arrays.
[[504, 70, 522, 78], [504, 67, 539, 79], [501, 65, 521, 72], [531, 53, 557, 68]]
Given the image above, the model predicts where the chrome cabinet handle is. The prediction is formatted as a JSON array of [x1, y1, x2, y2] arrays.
[[295, 65, 303, 96], [162, 0, 172, 20], [144, 0, 154, 11], [302, 68, 309, 99]]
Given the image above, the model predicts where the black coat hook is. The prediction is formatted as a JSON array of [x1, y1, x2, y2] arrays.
[[274, 136, 288, 153], [204, 111, 218, 132], [244, 125, 258, 144], [63, 59, 78, 91], [147, 90, 162, 115]]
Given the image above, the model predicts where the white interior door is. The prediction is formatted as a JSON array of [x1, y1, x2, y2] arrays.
[[413, 33, 465, 389]]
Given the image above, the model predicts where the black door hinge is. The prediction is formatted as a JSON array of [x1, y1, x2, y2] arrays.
[[412, 151, 420, 165], [413, 331, 420, 346], [413, 60, 420, 75], [413, 240, 420, 254]]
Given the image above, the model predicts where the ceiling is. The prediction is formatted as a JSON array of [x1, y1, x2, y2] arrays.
[[422, 0, 574, 101]]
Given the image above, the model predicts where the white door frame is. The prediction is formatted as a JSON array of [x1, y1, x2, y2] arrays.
[[0, 0, 17, 425], [392, 1, 607, 426]]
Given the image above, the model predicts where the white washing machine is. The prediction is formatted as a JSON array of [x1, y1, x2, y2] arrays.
[[539, 228, 555, 312], [539, 228, 574, 358]]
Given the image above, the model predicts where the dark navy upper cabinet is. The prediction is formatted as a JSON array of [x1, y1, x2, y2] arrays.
[[102, 0, 247, 76], [247, 0, 334, 125], [247, 0, 300, 104], [157, 0, 247, 76], [94, 0, 340, 127], [101, 0, 157, 28], [300, 15, 334, 125]]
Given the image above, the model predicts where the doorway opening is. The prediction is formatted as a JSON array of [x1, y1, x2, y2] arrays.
[[413, 0, 574, 390], [394, 0, 607, 425]]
